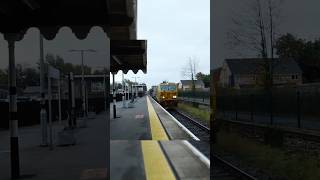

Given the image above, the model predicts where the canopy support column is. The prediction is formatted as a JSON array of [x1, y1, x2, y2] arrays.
[[6, 33, 20, 179]]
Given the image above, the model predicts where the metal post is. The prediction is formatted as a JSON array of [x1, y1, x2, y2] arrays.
[[86, 85, 89, 116], [297, 91, 301, 128], [125, 83, 128, 108], [68, 74, 72, 128], [250, 94, 254, 122], [132, 84, 134, 101], [39, 33, 48, 146], [235, 95, 238, 121], [104, 74, 107, 112], [81, 51, 86, 119], [7, 35, 20, 179], [48, 74, 53, 150], [71, 72, 76, 128], [58, 76, 62, 124], [112, 73, 116, 118], [122, 72, 125, 107], [270, 89, 273, 125]]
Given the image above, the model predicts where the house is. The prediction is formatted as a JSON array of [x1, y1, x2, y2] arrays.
[[219, 58, 302, 89], [179, 80, 205, 91]]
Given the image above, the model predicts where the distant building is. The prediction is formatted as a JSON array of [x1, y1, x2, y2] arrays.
[[23, 86, 41, 100], [179, 80, 205, 91], [219, 58, 302, 89]]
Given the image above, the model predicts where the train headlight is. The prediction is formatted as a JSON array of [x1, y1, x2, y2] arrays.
[[173, 95, 177, 98], [162, 96, 165, 99]]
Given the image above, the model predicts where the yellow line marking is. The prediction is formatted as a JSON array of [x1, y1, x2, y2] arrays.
[[141, 141, 176, 180], [146, 96, 169, 140]]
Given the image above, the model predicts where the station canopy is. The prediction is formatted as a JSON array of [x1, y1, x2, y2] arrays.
[[0, 0, 146, 73]]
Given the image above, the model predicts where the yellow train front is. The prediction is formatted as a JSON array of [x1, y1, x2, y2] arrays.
[[156, 82, 178, 107]]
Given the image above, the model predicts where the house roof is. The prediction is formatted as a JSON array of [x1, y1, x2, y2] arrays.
[[225, 58, 302, 75], [180, 80, 204, 86]]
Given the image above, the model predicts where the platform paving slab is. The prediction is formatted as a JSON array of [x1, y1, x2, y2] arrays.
[[110, 97, 151, 140], [148, 96, 191, 139], [110, 140, 210, 180], [0, 113, 107, 180], [110, 96, 191, 140]]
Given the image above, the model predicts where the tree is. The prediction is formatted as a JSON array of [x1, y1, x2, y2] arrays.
[[275, 33, 305, 59], [228, 0, 283, 58], [196, 72, 210, 88], [181, 57, 198, 91], [14, 64, 40, 88], [93, 68, 108, 75], [228, 0, 284, 89], [45, 53, 92, 75], [275, 34, 320, 82]]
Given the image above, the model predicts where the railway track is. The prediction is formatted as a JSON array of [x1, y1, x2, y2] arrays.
[[167, 109, 210, 158], [167, 108, 256, 180], [167, 109, 210, 141], [213, 154, 257, 180]]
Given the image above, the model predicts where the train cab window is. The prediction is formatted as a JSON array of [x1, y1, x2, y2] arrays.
[[160, 85, 177, 91]]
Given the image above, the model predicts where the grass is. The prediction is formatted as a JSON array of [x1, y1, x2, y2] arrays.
[[214, 130, 320, 180], [177, 103, 210, 124]]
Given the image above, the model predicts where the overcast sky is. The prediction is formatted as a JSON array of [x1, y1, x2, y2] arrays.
[[0, 27, 109, 71], [213, 0, 320, 70], [116, 0, 210, 88]]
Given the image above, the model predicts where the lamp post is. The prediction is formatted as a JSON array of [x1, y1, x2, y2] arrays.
[[39, 33, 48, 147], [68, 49, 96, 121], [132, 76, 140, 100], [122, 72, 126, 108]]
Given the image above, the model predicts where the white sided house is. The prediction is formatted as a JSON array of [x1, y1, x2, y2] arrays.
[[179, 80, 205, 91], [220, 58, 302, 89]]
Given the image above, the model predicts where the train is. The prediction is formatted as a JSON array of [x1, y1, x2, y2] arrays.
[[152, 82, 178, 107]]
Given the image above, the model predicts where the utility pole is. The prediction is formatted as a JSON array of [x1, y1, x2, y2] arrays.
[[122, 72, 125, 108], [69, 49, 96, 125], [58, 76, 62, 124], [112, 73, 116, 118], [71, 72, 76, 128], [39, 33, 48, 147], [47, 69, 53, 150], [104, 74, 107, 112]]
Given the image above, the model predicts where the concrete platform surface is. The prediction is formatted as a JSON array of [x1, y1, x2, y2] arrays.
[[110, 96, 191, 140], [0, 113, 107, 180], [110, 140, 210, 180]]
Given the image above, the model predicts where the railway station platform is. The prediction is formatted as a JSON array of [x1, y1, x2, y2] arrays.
[[0, 113, 107, 180], [110, 96, 195, 140], [110, 140, 210, 180]]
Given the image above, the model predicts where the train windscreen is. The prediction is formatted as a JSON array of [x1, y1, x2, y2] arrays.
[[160, 85, 176, 91]]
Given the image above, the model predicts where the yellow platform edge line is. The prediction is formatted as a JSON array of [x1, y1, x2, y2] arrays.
[[146, 96, 169, 140], [141, 141, 176, 180]]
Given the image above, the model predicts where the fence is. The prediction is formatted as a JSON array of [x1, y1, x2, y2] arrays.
[[216, 89, 320, 131], [178, 90, 210, 100], [0, 98, 107, 129]]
